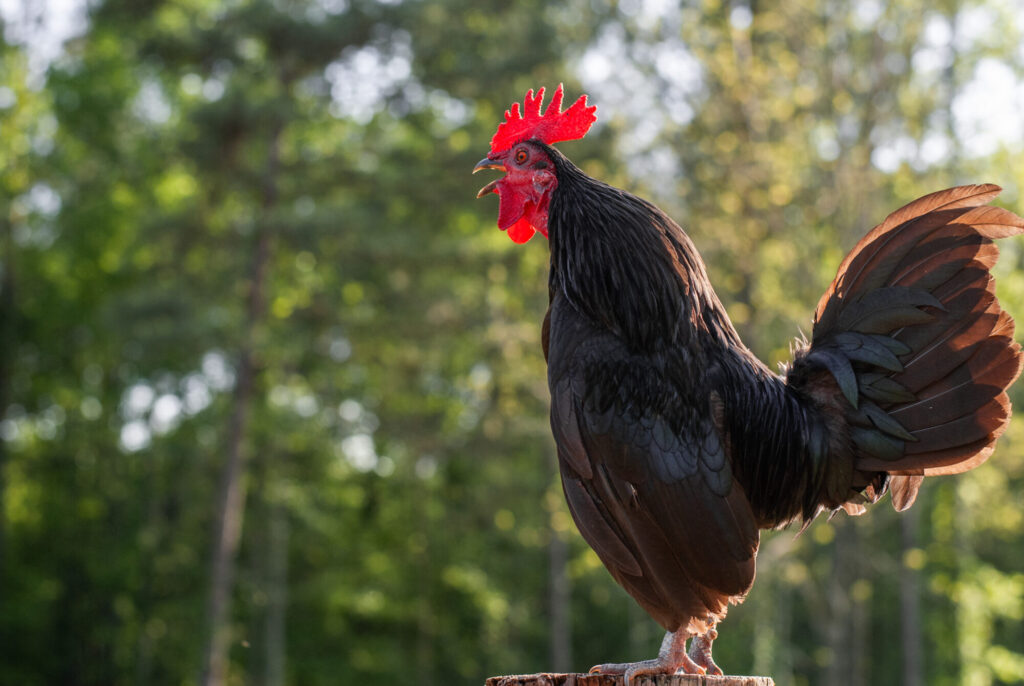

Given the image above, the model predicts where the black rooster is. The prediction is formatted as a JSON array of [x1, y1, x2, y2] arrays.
[[474, 85, 1024, 682]]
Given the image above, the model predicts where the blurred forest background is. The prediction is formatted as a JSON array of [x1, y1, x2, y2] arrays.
[[2, 0, 1024, 685]]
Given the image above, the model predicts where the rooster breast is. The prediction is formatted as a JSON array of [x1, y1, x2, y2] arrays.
[[544, 292, 760, 634]]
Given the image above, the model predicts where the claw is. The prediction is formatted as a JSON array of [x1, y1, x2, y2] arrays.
[[589, 629, 704, 686], [688, 627, 724, 676]]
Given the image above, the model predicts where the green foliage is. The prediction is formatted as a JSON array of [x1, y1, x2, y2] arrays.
[[1, 1, 1023, 685]]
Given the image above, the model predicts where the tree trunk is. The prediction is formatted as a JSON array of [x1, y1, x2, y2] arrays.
[[627, 598, 655, 669], [0, 214, 12, 584], [752, 571, 792, 683], [263, 502, 288, 686], [548, 447, 572, 672], [849, 520, 867, 686], [548, 529, 572, 672], [824, 519, 855, 686], [414, 475, 436, 686], [486, 674, 774, 685], [199, 120, 282, 686], [898, 510, 923, 686]]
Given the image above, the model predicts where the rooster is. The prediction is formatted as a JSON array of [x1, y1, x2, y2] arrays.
[[474, 85, 1024, 683]]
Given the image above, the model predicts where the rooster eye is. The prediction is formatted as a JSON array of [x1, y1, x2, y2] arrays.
[[514, 149, 529, 164]]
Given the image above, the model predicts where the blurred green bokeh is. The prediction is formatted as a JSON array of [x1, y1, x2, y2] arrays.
[[1, 1, 1023, 685]]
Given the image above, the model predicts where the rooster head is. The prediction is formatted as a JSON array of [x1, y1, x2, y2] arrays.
[[474, 84, 597, 243]]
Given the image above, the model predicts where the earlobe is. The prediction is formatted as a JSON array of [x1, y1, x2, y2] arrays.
[[533, 170, 556, 194]]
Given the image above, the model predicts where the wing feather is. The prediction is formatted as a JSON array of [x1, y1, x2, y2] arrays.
[[547, 299, 759, 631]]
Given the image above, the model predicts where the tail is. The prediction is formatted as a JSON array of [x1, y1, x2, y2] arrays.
[[788, 184, 1024, 513]]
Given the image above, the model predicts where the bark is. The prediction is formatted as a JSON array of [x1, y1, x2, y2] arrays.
[[486, 674, 774, 686], [199, 119, 282, 686]]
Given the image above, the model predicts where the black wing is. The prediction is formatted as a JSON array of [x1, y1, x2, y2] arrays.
[[547, 296, 759, 634]]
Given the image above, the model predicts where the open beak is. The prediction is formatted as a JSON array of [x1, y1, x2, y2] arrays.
[[473, 157, 505, 198], [473, 157, 505, 174]]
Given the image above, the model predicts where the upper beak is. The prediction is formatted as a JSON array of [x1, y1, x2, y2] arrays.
[[473, 157, 505, 198], [473, 157, 505, 174]]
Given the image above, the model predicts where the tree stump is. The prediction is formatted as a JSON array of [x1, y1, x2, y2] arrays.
[[486, 674, 774, 686]]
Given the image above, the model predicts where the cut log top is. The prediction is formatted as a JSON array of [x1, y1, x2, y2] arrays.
[[486, 674, 774, 686]]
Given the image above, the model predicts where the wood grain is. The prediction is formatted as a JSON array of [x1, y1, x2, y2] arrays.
[[485, 674, 774, 686]]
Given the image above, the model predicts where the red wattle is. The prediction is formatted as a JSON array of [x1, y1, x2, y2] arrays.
[[496, 183, 529, 231], [493, 172, 552, 244], [506, 218, 536, 243]]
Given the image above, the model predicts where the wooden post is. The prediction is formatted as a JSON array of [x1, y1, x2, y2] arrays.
[[486, 674, 774, 685]]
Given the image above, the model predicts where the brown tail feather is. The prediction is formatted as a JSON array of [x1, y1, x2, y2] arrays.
[[892, 240, 998, 290], [957, 205, 1024, 238], [883, 439, 993, 476], [889, 475, 923, 511], [891, 340, 1020, 429], [814, 184, 1003, 320], [792, 184, 1023, 513], [902, 398, 1009, 454]]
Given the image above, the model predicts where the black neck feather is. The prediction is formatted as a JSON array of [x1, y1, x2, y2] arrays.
[[541, 143, 742, 353]]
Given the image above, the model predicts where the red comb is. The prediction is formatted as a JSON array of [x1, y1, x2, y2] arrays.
[[489, 84, 597, 154]]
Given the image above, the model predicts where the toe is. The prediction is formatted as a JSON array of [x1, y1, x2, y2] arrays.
[[589, 663, 624, 675], [674, 653, 707, 675]]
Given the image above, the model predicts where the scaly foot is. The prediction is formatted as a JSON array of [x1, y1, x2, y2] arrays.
[[687, 626, 724, 676], [590, 629, 704, 686]]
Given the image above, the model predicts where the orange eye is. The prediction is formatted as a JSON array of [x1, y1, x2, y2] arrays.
[[514, 149, 528, 164]]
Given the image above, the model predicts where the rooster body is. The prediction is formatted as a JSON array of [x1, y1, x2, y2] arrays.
[[476, 87, 1024, 682]]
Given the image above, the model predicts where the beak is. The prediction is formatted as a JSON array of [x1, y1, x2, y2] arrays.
[[474, 156, 505, 198], [473, 157, 505, 174]]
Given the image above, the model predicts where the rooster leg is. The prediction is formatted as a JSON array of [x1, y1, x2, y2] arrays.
[[687, 625, 723, 676], [589, 628, 704, 685]]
